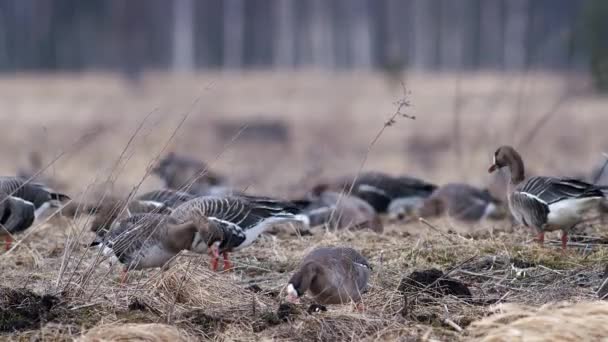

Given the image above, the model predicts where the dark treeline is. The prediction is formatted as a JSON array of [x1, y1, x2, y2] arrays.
[[0, 0, 602, 73]]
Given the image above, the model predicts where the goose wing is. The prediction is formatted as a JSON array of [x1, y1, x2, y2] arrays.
[[99, 214, 169, 262], [518, 176, 604, 205], [136, 189, 195, 207]]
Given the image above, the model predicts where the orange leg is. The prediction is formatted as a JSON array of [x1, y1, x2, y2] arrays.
[[534, 231, 545, 246], [209, 245, 220, 271], [561, 231, 569, 250], [4, 236, 11, 251], [120, 269, 129, 285], [223, 252, 233, 271]]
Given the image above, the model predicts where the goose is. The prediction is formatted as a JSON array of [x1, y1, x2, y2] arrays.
[[88, 197, 173, 237], [0, 177, 70, 249], [69, 189, 192, 237], [0, 192, 36, 250], [412, 183, 506, 222], [326, 172, 436, 213], [488, 146, 607, 249], [151, 152, 228, 195], [90, 213, 223, 282], [295, 185, 383, 233], [135, 189, 196, 208], [285, 247, 371, 307], [387, 196, 426, 222], [170, 195, 306, 271]]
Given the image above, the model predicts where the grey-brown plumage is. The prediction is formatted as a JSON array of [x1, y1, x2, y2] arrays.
[[0, 193, 35, 235], [0, 176, 70, 215], [151, 152, 227, 195], [171, 195, 303, 252], [171, 195, 305, 270], [489, 145, 606, 249], [323, 172, 436, 213], [296, 189, 383, 233], [286, 247, 371, 305], [87, 197, 172, 237], [413, 183, 506, 222], [91, 213, 222, 271], [135, 189, 196, 208]]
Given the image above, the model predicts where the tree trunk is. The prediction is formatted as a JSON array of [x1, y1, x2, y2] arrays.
[[172, 0, 195, 72], [223, 0, 244, 69]]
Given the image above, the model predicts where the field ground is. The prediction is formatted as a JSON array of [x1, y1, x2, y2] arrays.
[[0, 71, 608, 341]]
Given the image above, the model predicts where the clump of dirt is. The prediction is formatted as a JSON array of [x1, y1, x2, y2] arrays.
[[307, 304, 327, 314], [276, 303, 298, 322], [180, 309, 227, 335], [0, 287, 59, 332], [398, 269, 471, 298]]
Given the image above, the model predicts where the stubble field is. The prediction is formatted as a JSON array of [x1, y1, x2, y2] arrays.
[[1, 70, 608, 341]]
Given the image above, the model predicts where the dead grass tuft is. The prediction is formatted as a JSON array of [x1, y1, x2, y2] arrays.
[[78, 323, 192, 342], [467, 301, 608, 341]]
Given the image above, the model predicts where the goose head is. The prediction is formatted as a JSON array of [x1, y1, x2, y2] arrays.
[[189, 215, 224, 254], [488, 145, 525, 184]]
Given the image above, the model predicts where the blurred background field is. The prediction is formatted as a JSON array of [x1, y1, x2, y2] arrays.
[[1, 0, 608, 341]]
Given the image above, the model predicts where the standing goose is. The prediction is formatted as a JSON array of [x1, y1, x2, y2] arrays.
[[0, 177, 70, 249], [285, 247, 371, 306], [0, 192, 36, 250], [90, 213, 223, 281], [488, 146, 606, 249], [170, 195, 306, 271]]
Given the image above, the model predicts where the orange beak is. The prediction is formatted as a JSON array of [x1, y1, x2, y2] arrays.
[[488, 164, 498, 173]]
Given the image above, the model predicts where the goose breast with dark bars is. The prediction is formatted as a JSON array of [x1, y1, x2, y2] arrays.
[[0, 191, 36, 250]]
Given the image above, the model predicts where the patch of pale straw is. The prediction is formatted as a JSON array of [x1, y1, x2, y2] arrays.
[[78, 323, 192, 342], [467, 301, 608, 342]]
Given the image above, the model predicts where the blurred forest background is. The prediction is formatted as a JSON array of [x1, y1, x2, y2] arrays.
[[1, 0, 607, 91]]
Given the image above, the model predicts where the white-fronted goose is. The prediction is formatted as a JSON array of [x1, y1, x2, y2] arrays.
[[0, 192, 36, 250], [0, 177, 70, 249], [387, 196, 426, 222], [170, 195, 306, 271], [296, 185, 383, 233], [413, 183, 506, 222], [488, 146, 606, 249], [135, 189, 196, 208], [326, 172, 436, 213], [285, 247, 371, 306], [88, 197, 172, 237], [90, 213, 223, 281], [152, 152, 227, 195], [0, 177, 70, 217]]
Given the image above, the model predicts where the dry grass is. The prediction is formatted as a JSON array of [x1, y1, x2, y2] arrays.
[[0, 71, 607, 341], [467, 301, 608, 341]]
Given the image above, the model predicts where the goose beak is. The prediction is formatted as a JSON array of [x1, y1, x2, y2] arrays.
[[488, 164, 498, 173]]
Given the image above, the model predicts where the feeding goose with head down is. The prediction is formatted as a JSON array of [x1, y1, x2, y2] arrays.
[[409, 183, 506, 222], [285, 246, 371, 309], [323, 172, 436, 213], [90, 213, 223, 282], [0, 177, 70, 249], [488, 145, 607, 249], [170, 195, 307, 271]]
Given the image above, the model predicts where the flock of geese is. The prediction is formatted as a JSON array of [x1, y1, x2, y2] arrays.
[[1, 145, 607, 307]]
